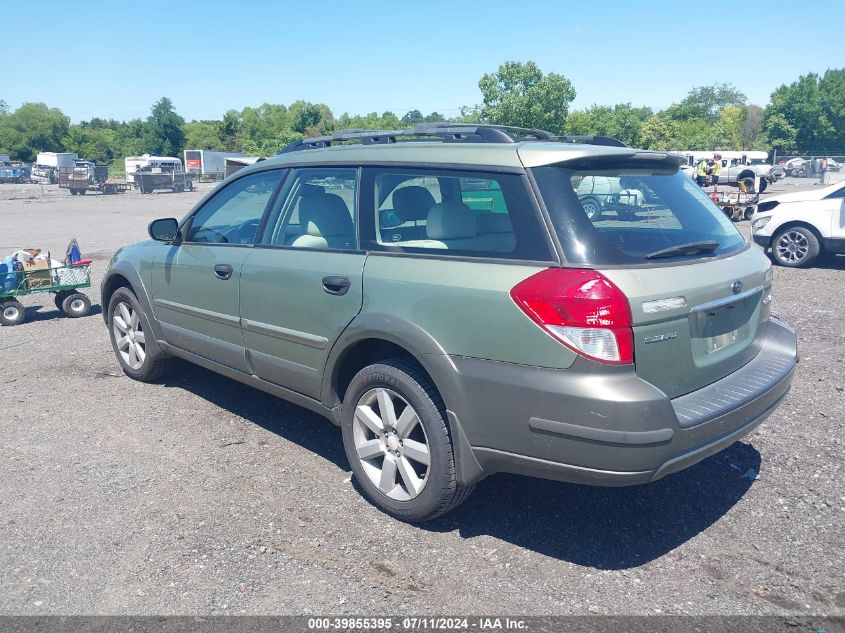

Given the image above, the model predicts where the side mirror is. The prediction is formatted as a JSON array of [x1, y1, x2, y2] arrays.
[[148, 218, 179, 242]]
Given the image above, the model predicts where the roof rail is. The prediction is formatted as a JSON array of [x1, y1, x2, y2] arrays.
[[551, 135, 628, 148], [277, 124, 625, 153]]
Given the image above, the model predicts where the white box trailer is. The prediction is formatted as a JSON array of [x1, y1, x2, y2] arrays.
[[124, 155, 184, 183], [35, 152, 78, 169], [184, 150, 245, 178]]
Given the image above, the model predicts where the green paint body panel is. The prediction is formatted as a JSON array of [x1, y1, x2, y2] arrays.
[[361, 255, 578, 368], [239, 248, 366, 399], [600, 246, 772, 398]]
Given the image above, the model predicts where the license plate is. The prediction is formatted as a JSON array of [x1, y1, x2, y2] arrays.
[[706, 329, 739, 354]]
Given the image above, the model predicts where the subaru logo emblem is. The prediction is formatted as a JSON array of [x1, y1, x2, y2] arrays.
[[731, 279, 743, 294]]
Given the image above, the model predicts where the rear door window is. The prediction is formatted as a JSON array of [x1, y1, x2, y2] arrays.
[[532, 163, 747, 265], [360, 167, 554, 262]]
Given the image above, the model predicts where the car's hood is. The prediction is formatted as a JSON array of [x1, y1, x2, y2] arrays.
[[763, 181, 844, 204]]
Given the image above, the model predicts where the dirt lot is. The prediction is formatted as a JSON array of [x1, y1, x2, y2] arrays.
[[0, 180, 843, 616]]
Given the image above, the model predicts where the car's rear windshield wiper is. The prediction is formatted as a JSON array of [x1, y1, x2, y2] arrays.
[[646, 240, 719, 259]]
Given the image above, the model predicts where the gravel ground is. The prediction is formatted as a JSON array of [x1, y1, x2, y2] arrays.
[[0, 181, 842, 616]]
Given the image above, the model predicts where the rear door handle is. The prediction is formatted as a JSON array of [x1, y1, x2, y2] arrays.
[[322, 276, 351, 296], [213, 264, 234, 280]]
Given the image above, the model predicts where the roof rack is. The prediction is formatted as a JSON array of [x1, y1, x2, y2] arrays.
[[277, 122, 626, 154]]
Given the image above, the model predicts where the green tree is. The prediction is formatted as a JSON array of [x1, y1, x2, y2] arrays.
[[764, 72, 837, 153], [564, 103, 652, 146], [639, 115, 679, 150], [183, 121, 224, 151], [666, 83, 747, 121], [0, 100, 8, 115], [819, 68, 845, 150], [219, 110, 242, 151], [475, 60, 576, 133], [141, 97, 186, 156], [741, 104, 766, 150], [401, 109, 424, 125], [63, 124, 116, 163], [0, 102, 69, 161]]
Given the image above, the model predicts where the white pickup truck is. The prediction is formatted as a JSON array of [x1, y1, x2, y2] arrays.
[[680, 151, 778, 192]]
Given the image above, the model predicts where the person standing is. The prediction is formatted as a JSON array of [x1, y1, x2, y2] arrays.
[[711, 154, 722, 191], [696, 158, 709, 187]]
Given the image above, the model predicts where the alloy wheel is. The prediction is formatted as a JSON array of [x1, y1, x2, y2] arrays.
[[352, 387, 431, 501], [776, 230, 809, 264], [112, 301, 146, 370]]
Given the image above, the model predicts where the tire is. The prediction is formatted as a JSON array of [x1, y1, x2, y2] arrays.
[[54, 290, 71, 311], [0, 300, 25, 326], [743, 206, 755, 221], [771, 226, 820, 267], [341, 359, 474, 522], [107, 287, 172, 381], [739, 176, 756, 193], [579, 195, 602, 220], [78, 188, 86, 195], [70, 189, 78, 196], [758, 178, 768, 193], [61, 292, 91, 318], [797, 168, 806, 178]]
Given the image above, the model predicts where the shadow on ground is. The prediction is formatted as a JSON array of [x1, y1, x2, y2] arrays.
[[22, 303, 102, 323], [162, 361, 761, 570]]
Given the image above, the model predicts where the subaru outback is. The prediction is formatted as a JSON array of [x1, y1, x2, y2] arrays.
[[102, 124, 798, 522]]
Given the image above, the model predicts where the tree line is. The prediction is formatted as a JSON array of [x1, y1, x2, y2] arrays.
[[1, 61, 843, 171]]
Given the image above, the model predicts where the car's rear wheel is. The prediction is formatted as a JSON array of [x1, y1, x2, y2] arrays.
[[341, 359, 474, 522], [108, 287, 171, 381], [772, 226, 820, 267]]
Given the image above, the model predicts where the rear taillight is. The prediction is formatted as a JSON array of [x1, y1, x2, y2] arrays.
[[510, 268, 634, 364]]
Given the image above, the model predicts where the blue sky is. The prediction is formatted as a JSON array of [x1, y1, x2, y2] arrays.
[[2, 0, 841, 123]]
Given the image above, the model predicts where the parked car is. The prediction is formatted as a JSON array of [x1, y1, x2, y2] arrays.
[[751, 179, 845, 267], [102, 124, 798, 522]]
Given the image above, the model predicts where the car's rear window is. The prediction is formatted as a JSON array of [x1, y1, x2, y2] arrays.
[[532, 162, 747, 265]]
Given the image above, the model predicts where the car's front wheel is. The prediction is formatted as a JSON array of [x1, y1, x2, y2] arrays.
[[108, 287, 171, 381], [772, 226, 820, 267], [341, 359, 474, 522]]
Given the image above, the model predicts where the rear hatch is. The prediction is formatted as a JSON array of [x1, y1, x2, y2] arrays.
[[528, 151, 772, 397]]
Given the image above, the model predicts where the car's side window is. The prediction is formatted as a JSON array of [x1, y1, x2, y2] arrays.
[[361, 167, 554, 262], [184, 169, 283, 245], [260, 168, 358, 250]]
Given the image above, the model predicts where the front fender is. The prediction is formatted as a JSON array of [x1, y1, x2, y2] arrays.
[[100, 257, 164, 348]]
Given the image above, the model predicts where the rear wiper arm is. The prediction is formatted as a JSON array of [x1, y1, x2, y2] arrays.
[[646, 240, 719, 259]]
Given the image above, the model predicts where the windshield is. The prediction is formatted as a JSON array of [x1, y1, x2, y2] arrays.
[[532, 163, 746, 265]]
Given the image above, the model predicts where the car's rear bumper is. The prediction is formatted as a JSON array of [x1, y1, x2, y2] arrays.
[[445, 318, 797, 486]]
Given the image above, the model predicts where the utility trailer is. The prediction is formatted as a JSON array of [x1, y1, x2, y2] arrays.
[[58, 162, 130, 195], [133, 165, 195, 194]]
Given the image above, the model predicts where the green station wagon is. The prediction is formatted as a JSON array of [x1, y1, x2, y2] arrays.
[[102, 124, 798, 522]]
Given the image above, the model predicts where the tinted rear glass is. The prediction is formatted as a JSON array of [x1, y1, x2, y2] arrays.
[[532, 164, 747, 265]]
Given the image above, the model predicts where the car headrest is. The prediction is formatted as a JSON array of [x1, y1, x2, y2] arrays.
[[392, 186, 436, 222], [477, 213, 513, 234], [426, 202, 477, 240], [300, 193, 354, 237]]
